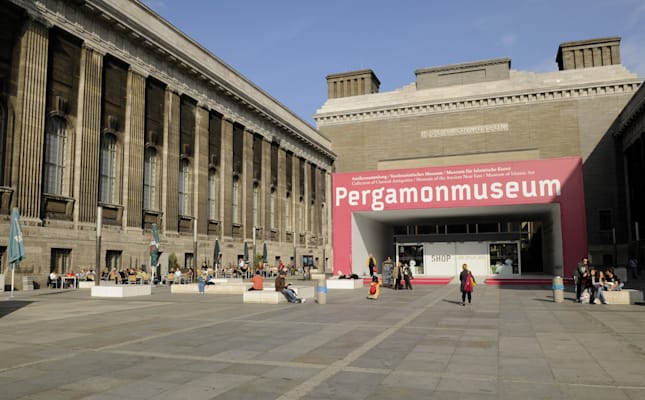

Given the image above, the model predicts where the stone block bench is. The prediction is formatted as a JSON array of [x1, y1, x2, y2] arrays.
[[603, 289, 643, 304], [327, 279, 363, 289], [171, 282, 251, 294], [91, 284, 151, 297], [243, 286, 314, 304]]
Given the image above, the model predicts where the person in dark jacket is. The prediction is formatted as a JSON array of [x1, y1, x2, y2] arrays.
[[459, 263, 476, 306]]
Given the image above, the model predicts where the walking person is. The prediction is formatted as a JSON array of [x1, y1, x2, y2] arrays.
[[403, 263, 413, 290], [628, 256, 638, 280], [393, 262, 403, 290], [575, 257, 590, 303], [459, 263, 476, 306], [367, 254, 376, 277]]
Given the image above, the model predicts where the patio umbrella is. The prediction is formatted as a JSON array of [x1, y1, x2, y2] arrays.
[[262, 242, 268, 263], [8, 207, 26, 298], [213, 239, 220, 267]]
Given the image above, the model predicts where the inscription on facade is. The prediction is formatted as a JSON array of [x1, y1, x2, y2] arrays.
[[420, 123, 509, 138]]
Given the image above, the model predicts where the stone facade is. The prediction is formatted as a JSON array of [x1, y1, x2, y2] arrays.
[[315, 38, 642, 267], [0, 0, 335, 289]]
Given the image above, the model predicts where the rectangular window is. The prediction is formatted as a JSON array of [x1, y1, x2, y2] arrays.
[[285, 152, 293, 192], [208, 170, 217, 220], [299, 158, 305, 197], [50, 248, 71, 274], [143, 148, 157, 210], [232, 123, 244, 174], [253, 134, 262, 182], [271, 142, 279, 187], [599, 210, 612, 231], [252, 184, 258, 227], [99, 134, 117, 203], [105, 250, 121, 270], [209, 111, 222, 167], [178, 159, 190, 215], [270, 189, 276, 229], [232, 177, 240, 224], [285, 192, 291, 232], [310, 163, 316, 201]]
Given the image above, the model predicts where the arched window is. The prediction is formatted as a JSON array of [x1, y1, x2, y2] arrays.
[[143, 147, 157, 210], [43, 116, 67, 195], [270, 188, 276, 229], [208, 168, 218, 220], [232, 176, 240, 224], [178, 158, 190, 215], [99, 133, 117, 203]]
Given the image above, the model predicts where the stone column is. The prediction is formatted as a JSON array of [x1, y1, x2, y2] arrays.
[[74, 45, 103, 224], [12, 19, 49, 219], [162, 88, 180, 233], [123, 68, 146, 229], [221, 117, 233, 238], [195, 106, 209, 234]]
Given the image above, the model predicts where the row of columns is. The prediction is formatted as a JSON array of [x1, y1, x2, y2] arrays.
[[9, 17, 331, 246]]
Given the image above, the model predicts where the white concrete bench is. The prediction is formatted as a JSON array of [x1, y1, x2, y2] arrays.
[[603, 289, 643, 304], [91, 284, 151, 297], [243, 286, 314, 304], [171, 282, 251, 294], [327, 279, 363, 289]]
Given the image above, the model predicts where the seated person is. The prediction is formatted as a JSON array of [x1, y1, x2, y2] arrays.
[[86, 270, 96, 281], [366, 275, 381, 300], [248, 270, 264, 291], [48, 271, 60, 288], [78, 268, 88, 281], [604, 268, 624, 291], [274, 271, 305, 303]]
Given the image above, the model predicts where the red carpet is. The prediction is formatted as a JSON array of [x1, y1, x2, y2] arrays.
[[485, 277, 573, 286], [362, 277, 452, 285]]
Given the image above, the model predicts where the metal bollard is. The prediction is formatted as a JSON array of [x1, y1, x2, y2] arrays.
[[316, 275, 327, 304], [552, 276, 564, 303]]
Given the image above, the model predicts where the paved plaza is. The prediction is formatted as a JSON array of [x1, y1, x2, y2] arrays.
[[1, 281, 644, 400]]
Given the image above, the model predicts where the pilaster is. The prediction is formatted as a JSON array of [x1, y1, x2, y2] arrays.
[[12, 19, 49, 218], [162, 88, 180, 233], [74, 45, 103, 224], [243, 128, 253, 239], [221, 117, 233, 237], [195, 106, 209, 234], [124, 68, 146, 229]]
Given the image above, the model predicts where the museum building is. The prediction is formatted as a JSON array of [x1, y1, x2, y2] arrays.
[[0, 0, 335, 289], [315, 37, 642, 280]]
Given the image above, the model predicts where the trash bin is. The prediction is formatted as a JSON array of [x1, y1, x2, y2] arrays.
[[552, 276, 564, 303], [22, 276, 34, 291]]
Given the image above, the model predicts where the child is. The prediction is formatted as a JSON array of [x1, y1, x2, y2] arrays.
[[367, 276, 381, 300]]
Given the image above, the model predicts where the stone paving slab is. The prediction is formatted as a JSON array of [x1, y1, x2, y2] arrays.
[[1, 283, 645, 399]]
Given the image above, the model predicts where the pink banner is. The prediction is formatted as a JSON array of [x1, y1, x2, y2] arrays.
[[332, 157, 587, 278]]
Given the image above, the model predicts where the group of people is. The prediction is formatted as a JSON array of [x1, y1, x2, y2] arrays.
[[367, 254, 478, 305], [235, 269, 305, 303], [575, 257, 625, 304], [48, 269, 97, 288]]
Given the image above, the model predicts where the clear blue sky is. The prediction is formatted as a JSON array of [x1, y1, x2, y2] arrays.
[[140, 0, 645, 126]]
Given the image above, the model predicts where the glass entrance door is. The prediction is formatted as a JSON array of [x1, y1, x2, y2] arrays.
[[489, 242, 520, 275], [397, 244, 424, 275]]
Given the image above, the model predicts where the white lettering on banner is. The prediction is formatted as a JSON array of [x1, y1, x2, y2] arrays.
[[335, 179, 561, 211]]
